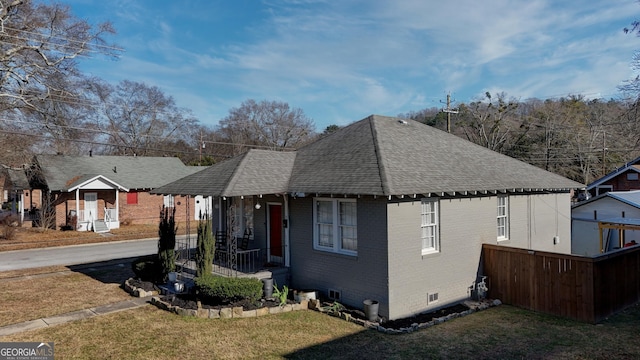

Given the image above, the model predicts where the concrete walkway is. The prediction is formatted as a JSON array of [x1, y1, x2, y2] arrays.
[[0, 296, 152, 336]]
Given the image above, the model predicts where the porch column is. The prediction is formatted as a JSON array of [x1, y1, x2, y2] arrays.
[[284, 194, 290, 267], [75, 188, 80, 224], [115, 189, 119, 222]]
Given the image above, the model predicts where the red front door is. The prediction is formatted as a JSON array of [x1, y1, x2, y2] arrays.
[[268, 204, 283, 259]]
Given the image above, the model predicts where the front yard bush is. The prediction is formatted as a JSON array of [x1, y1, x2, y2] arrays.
[[0, 214, 19, 240], [132, 255, 160, 282], [195, 274, 263, 304]]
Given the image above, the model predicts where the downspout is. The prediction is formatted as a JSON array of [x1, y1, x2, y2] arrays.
[[284, 193, 290, 267]]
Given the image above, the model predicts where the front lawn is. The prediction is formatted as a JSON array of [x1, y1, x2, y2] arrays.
[[2, 262, 640, 359]]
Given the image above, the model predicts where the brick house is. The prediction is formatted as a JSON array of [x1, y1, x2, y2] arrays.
[[28, 155, 206, 231], [153, 115, 582, 320], [585, 155, 640, 198]]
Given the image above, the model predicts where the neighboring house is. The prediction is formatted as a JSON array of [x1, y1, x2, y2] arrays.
[[572, 190, 640, 256], [585, 155, 640, 198], [153, 115, 582, 320], [28, 155, 206, 231], [0, 166, 38, 223]]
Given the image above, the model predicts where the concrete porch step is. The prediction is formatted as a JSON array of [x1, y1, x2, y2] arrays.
[[93, 220, 109, 233]]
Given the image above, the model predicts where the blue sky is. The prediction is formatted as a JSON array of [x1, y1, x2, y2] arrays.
[[68, 0, 640, 131]]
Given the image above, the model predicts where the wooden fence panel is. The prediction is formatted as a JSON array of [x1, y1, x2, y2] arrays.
[[482, 244, 640, 323]]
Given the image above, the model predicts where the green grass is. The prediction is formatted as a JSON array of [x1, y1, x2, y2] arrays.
[[2, 263, 640, 359], [2, 302, 640, 359]]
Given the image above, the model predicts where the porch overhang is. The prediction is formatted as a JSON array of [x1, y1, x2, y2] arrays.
[[67, 175, 129, 192]]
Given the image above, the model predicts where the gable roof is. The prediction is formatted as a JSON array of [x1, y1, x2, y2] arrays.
[[151, 149, 296, 197], [34, 155, 201, 192], [586, 155, 640, 190], [289, 115, 582, 196], [4, 167, 29, 190], [572, 190, 640, 210], [153, 115, 582, 197]]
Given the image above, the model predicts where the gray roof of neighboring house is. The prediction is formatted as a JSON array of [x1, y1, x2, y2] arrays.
[[572, 190, 640, 210], [152, 115, 583, 197], [151, 149, 296, 197], [34, 155, 202, 191], [4, 168, 29, 189]]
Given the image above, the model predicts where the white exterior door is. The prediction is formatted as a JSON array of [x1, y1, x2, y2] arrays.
[[84, 192, 97, 223]]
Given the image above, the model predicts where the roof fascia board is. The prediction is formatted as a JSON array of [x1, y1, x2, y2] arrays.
[[67, 175, 129, 192]]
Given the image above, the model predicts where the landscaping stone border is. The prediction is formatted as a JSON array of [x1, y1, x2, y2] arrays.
[[123, 278, 159, 298], [307, 298, 502, 334], [150, 297, 309, 319], [125, 278, 500, 332]]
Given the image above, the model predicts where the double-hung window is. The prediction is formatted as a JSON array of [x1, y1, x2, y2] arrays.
[[421, 198, 439, 254], [313, 198, 357, 255], [497, 195, 509, 240], [164, 195, 175, 208]]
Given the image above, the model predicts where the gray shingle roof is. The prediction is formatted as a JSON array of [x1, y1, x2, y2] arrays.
[[6, 168, 29, 189], [151, 149, 296, 197], [289, 115, 582, 195], [152, 115, 583, 197], [35, 155, 201, 191]]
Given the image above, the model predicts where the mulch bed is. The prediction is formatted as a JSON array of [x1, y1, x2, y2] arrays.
[[378, 303, 470, 329], [160, 292, 287, 311], [131, 278, 471, 331]]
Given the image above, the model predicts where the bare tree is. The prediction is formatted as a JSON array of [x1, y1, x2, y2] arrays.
[[0, 0, 117, 164], [90, 80, 199, 156], [457, 92, 528, 155], [0, 0, 117, 115], [216, 99, 315, 156]]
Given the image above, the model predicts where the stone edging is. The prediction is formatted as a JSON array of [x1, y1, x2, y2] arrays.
[[123, 278, 159, 298], [150, 297, 309, 319], [125, 278, 501, 332], [308, 298, 502, 334]]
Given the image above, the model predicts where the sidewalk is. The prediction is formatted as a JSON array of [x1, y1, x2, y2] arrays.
[[0, 296, 152, 337]]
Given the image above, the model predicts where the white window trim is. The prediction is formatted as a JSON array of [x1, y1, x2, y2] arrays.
[[497, 195, 509, 241], [421, 198, 440, 255], [313, 198, 357, 256], [163, 194, 174, 208]]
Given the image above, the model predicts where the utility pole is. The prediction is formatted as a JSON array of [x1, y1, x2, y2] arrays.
[[441, 92, 458, 133], [199, 131, 205, 164], [602, 131, 607, 177]]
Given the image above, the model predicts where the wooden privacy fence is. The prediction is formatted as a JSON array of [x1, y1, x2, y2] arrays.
[[482, 244, 640, 323]]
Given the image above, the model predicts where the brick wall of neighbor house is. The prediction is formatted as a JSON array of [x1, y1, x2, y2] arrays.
[[602, 170, 640, 192], [119, 191, 190, 226], [386, 192, 573, 320], [289, 196, 390, 318]]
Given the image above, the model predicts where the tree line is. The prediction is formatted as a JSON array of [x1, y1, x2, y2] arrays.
[[3, 0, 640, 188], [0, 0, 316, 167], [399, 92, 640, 185]]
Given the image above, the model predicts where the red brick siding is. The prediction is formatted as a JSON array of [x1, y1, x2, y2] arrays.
[[601, 171, 640, 192], [119, 191, 190, 225]]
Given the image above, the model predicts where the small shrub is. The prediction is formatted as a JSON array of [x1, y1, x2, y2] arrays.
[[195, 214, 214, 277], [195, 274, 263, 304], [273, 283, 289, 307], [158, 206, 177, 282], [131, 255, 160, 282], [0, 214, 19, 240]]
